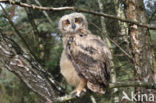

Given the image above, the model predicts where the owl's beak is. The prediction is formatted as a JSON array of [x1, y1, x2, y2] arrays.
[[72, 23, 76, 30]]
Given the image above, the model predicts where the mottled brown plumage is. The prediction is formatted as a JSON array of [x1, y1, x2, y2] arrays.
[[59, 13, 112, 96]]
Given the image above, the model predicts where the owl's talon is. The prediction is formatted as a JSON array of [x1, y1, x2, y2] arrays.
[[71, 88, 86, 97]]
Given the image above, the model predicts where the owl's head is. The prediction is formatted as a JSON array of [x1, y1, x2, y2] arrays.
[[58, 13, 88, 34]]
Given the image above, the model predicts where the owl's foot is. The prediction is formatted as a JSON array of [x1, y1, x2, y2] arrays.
[[70, 78, 87, 96], [71, 88, 86, 97]]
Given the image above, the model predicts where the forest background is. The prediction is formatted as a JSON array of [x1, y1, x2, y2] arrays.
[[0, 0, 156, 103]]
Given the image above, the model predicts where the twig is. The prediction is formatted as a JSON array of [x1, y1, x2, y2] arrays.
[[1, 0, 156, 30], [90, 22, 133, 60], [90, 95, 97, 103], [109, 81, 156, 89], [34, 0, 54, 27], [108, 38, 133, 59], [24, 6, 40, 36], [0, 0, 75, 11], [149, 8, 156, 23]]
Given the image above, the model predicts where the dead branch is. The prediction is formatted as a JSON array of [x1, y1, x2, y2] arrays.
[[0, 0, 156, 30]]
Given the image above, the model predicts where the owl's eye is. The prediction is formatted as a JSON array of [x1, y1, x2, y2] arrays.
[[65, 20, 70, 26], [75, 18, 79, 24]]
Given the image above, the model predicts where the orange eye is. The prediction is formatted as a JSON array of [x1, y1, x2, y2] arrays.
[[66, 20, 70, 26], [75, 18, 79, 24]]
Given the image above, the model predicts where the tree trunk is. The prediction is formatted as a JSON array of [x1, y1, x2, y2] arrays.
[[114, 0, 130, 54], [97, 0, 118, 102], [125, 0, 156, 102]]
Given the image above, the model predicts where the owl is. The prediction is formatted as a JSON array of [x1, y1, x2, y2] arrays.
[[59, 13, 112, 96]]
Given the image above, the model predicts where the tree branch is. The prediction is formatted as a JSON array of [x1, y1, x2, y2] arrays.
[[52, 81, 156, 103], [0, 0, 156, 30], [109, 81, 156, 89], [149, 8, 156, 23], [0, 31, 65, 102]]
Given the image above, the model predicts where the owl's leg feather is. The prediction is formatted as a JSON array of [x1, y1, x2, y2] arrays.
[[71, 79, 87, 97]]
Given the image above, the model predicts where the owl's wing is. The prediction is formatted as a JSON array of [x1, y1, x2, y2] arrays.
[[66, 33, 111, 87]]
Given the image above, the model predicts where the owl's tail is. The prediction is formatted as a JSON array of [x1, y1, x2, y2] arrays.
[[87, 82, 106, 94]]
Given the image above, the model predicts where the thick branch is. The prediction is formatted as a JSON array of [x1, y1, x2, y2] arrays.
[[0, 31, 65, 102], [1, 0, 156, 30]]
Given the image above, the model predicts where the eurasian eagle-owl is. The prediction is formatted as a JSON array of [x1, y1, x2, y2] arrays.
[[59, 13, 112, 96]]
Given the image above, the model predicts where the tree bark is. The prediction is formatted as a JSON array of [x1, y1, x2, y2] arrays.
[[0, 31, 64, 102], [114, 0, 130, 53], [125, 0, 156, 102]]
